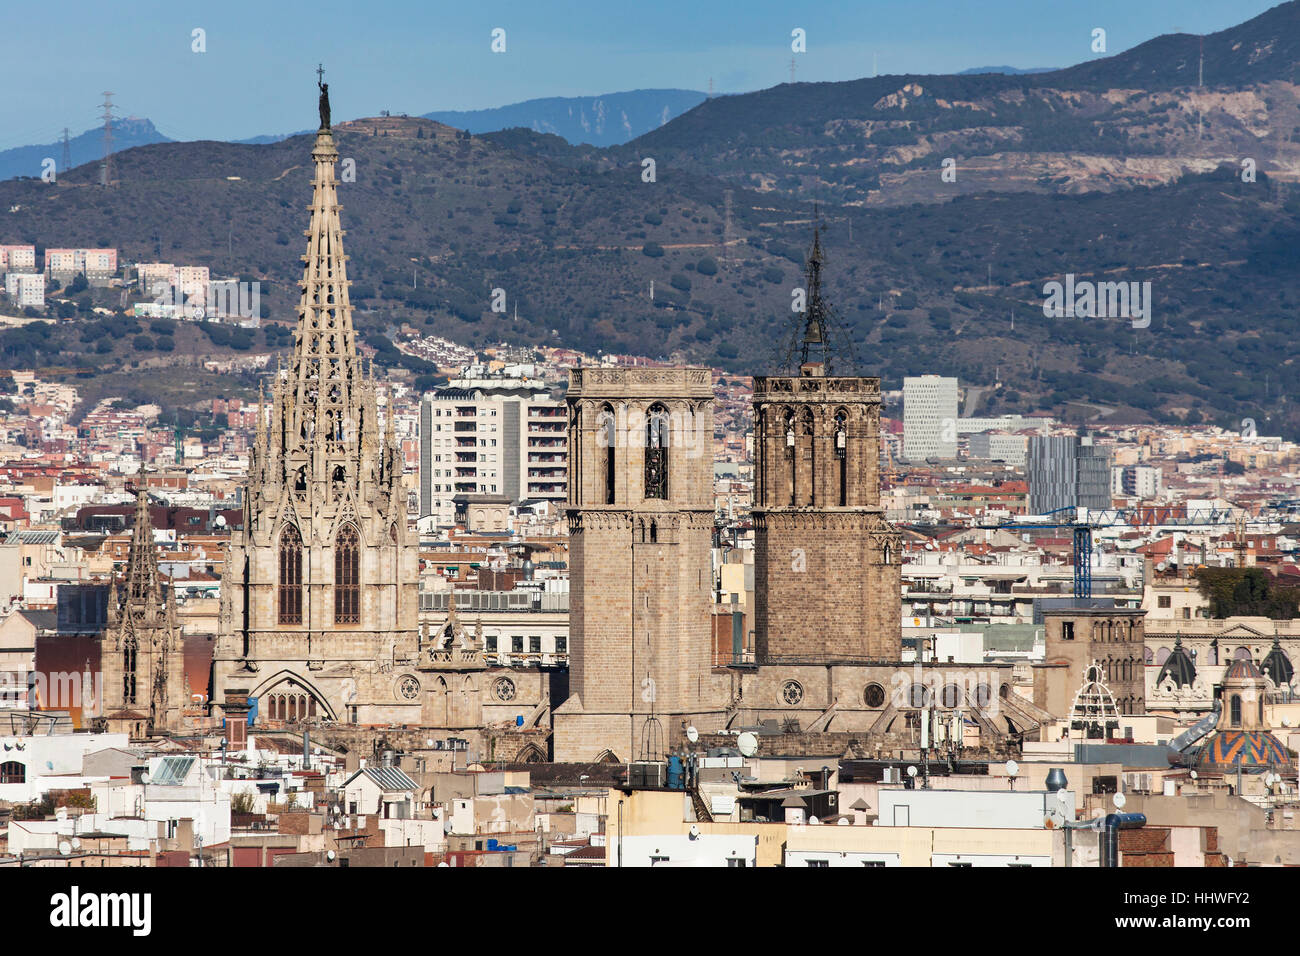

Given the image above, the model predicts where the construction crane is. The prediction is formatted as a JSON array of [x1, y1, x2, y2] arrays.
[[990, 505, 1282, 600]]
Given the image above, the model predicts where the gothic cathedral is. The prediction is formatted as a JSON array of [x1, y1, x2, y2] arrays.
[[210, 88, 423, 726]]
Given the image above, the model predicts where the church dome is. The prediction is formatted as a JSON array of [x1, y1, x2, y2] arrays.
[[1224, 657, 1264, 682], [1195, 730, 1293, 772], [1156, 637, 1196, 688]]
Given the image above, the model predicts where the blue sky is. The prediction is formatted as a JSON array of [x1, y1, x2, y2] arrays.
[[1, 0, 1281, 149]]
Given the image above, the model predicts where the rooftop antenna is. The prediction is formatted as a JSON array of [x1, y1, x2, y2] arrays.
[[61, 128, 71, 177], [100, 92, 116, 187]]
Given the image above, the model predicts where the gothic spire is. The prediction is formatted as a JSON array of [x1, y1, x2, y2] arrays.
[[780, 205, 854, 375], [800, 209, 830, 368], [283, 78, 368, 468], [124, 487, 161, 605]]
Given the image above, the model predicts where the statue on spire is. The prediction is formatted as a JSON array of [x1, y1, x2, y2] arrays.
[[317, 64, 331, 130]]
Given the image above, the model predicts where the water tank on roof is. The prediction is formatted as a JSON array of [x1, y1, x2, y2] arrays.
[[667, 755, 684, 790]]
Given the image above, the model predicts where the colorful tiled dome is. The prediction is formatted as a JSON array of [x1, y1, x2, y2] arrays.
[[1224, 657, 1264, 682], [1195, 730, 1293, 772]]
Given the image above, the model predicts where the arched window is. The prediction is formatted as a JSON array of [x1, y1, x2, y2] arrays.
[[122, 635, 137, 704], [279, 525, 303, 625], [798, 409, 815, 506], [1230, 694, 1242, 727], [0, 761, 24, 784], [784, 410, 796, 505], [834, 409, 848, 506], [598, 404, 616, 505], [335, 525, 360, 625], [649, 520, 658, 544], [645, 404, 669, 500]]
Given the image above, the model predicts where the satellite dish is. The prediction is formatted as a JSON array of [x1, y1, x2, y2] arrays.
[[1283, 717, 1293, 728], [141, 771, 152, 784], [837, 817, 850, 826], [1005, 760, 1019, 778], [71, 837, 81, 850], [906, 765, 918, 778], [737, 732, 758, 757], [808, 816, 820, 826], [326, 850, 336, 862], [1190, 770, 1198, 780], [426, 739, 435, 747], [58, 842, 71, 857], [688, 824, 700, 839], [215, 515, 226, 527], [55, 807, 67, 822], [1113, 792, 1127, 809], [686, 726, 699, 744]]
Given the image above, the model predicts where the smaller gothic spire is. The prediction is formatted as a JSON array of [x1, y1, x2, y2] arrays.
[[124, 487, 161, 604]]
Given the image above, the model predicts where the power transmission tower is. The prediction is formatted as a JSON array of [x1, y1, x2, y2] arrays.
[[100, 92, 116, 187], [61, 128, 71, 177], [721, 189, 734, 267]]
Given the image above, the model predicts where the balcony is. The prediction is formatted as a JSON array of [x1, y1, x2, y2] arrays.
[[453, 422, 477, 433]]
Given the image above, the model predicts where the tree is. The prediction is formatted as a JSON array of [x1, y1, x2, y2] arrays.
[[1195, 567, 1300, 619]]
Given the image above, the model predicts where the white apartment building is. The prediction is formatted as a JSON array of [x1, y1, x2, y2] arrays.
[[1112, 464, 1163, 499], [903, 375, 958, 460], [968, 431, 1028, 466], [45, 248, 117, 277], [5, 273, 44, 309], [419, 369, 567, 526], [0, 245, 37, 272]]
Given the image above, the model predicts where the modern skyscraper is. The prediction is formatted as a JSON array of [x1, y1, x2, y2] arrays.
[[902, 375, 958, 460], [1028, 434, 1112, 515]]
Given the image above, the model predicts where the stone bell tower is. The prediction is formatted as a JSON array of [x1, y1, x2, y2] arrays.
[[752, 222, 901, 663], [553, 367, 726, 761]]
